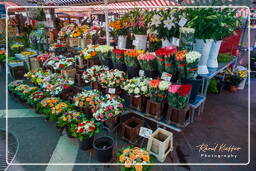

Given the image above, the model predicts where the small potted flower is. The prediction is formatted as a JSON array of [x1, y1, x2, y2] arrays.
[[8, 80, 24, 95], [81, 45, 99, 67], [117, 146, 152, 171], [146, 80, 171, 120], [124, 49, 144, 78], [14, 84, 30, 102], [72, 119, 101, 150], [20, 86, 39, 104], [36, 97, 60, 115], [47, 102, 70, 121], [37, 53, 52, 67], [137, 53, 158, 78], [93, 95, 125, 128], [122, 77, 151, 112], [27, 90, 47, 107], [111, 49, 126, 72], [95, 45, 114, 68]]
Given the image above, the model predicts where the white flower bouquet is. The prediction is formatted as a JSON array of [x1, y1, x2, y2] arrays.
[[98, 69, 127, 88], [122, 77, 151, 96], [82, 65, 109, 83], [185, 51, 201, 79]]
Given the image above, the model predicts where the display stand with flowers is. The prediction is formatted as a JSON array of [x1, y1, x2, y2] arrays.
[[124, 49, 144, 78], [146, 128, 173, 162], [165, 84, 192, 127], [72, 119, 100, 150], [145, 80, 171, 120], [95, 45, 113, 69], [123, 77, 151, 112], [137, 53, 158, 78], [81, 45, 99, 67], [112, 49, 126, 72]]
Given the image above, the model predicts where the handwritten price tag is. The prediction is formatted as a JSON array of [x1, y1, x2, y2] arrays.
[[108, 88, 116, 94], [172, 37, 180, 47], [178, 17, 187, 27], [139, 127, 153, 138], [161, 72, 172, 81], [139, 70, 145, 77]]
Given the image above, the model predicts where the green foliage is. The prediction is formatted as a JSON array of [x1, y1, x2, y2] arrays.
[[218, 53, 234, 63], [208, 78, 220, 94]]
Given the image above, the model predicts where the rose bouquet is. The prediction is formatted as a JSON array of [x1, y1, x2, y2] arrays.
[[73, 90, 102, 110], [175, 50, 188, 78], [48, 102, 70, 121], [95, 45, 113, 66], [37, 53, 52, 63], [168, 84, 192, 109], [98, 69, 127, 88], [163, 46, 177, 75], [81, 45, 97, 60], [149, 80, 171, 103], [137, 53, 157, 78], [117, 146, 152, 171], [57, 111, 84, 129], [8, 80, 24, 94], [122, 77, 151, 96], [93, 96, 125, 121], [73, 119, 100, 141], [124, 50, 144, 68], [36, 97, 60, 115], [112, 49, 126, 64], [27, 90, 47, 105], [185, 51, 201, 79], [82, 65, 109, 83]]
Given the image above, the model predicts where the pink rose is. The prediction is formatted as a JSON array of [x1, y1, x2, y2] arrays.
[[104, 107, 109, 111], [119, 104, 123, 108], [168, 85, 181, 94], [109, 105, 113, 110], [91, 109, 95, 113], [108, 113, 113, 117], [99, 114, 104, 118]]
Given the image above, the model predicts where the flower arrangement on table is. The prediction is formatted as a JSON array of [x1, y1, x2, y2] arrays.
[[8, 80, 24, 93], [37, 53, 52, 63], [81, 45, 98, 60], [175, 50, 188, 78], [57, 111, 85, 129], [168, 84, 192, 109], [122, 77, 151, 96], [95, 45, 113, 64], [98, 69, 127, 88], [155, 46, 177, 74], [37, 97, 60, 115], [27, 90, 47, 105], [124, 49, 144, 68], [72, 119, 101, 141], [73, 90, 102, 110], [93, 96, 125, 121], [82, 65, 109, 83], [137, 53, 157, 77], [149, 80, 171, 103], [48, 102, 70, 121], [185, 51, 201, 79], [117, 146, 152, 171]]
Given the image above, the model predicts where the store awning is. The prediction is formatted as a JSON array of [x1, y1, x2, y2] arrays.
[[0, 1, 25, 13]]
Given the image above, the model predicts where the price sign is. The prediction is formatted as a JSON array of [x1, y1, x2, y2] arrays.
[[161, 72, 172, 81], [57, 40, 60, 43], [172, 37, 180, 47], [139, 127, 153, 138], [108, 88, 116, 94], [178, 17, 187, 27], [139, 70, 145, 77]]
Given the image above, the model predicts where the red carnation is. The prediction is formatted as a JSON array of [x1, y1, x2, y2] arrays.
[[59, 64, 65, 68], [79, 128, 84, 133], [177, 85, 192, 96], [89, 126, 95, 131]]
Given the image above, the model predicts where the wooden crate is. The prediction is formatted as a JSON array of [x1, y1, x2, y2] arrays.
[[145, 100, 165, 120], [128, 95, 147, 112], [165, 105, 191, 128]]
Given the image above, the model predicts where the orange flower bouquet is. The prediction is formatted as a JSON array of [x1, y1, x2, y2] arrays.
[[175, 50, 188, 78], [117, 146, 153, 171]]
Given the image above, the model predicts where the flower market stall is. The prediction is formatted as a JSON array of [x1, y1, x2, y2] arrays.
[[4, 2, 250, 168]]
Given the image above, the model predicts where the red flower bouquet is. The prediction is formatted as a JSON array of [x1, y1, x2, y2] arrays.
[[168, 84, 192, 109], [112, 49, 126, 64]]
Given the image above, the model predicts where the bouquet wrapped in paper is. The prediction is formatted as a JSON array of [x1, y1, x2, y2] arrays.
[[185, 51, 201, 79], [179, 27, 195, 51], [124, 49, 144, 68], [175, 50, 188, 78], [137, 53, 158, 78], [95, 45, 113, 65], [149, 80, 171, 103], [168, 84, 192, 109], [163, 46, 177, 75], [155, 47, 176, 74]]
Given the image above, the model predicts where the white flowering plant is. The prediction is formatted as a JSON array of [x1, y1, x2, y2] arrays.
[[95, 45, 113, 62], [122, 77, 151, 96], [82, 65, 109, 83], [98, 69, 127, 88]]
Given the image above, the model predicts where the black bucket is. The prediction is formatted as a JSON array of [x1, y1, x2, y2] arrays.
[[144, 70, 158, 78], [93, 136, 114, 162], [127, 66, 140, 79], [80, 135, 94, 150], [101, 58, 113, 69], [113, 63, 126, 72], [181, 76, 203, 103]]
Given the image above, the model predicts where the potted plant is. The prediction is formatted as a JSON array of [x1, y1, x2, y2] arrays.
[[124, 49, 144, 78], [47, 102, 70, 121], [36, 97, 60, 115], [73, 119, 101, 150], [81, 45, 99, 67], [93, 134, 114, 162], [226, 74, 242, 92], [146, 80, 171, 120], [122, 76, 151, 112], [117, 146, 152, 171], [137, 53, 158, 78], [95, 45, 113, 68], [8, 80, 24, 95], [27, 90, 47, 108], [14, 84, 30, 103]]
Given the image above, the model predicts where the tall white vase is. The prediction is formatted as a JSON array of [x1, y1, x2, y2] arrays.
[[118, 35, 127, 49], [161, 38, 172, 47], [134, 34, 147, 50], [194, 39, 213, 74], [207, 40, 222, 68]]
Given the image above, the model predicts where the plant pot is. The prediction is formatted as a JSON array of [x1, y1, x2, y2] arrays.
[[118, 35, 127, 49], [103, 115, 120, 129], [144, 70, 158, 78], [229, 85, 238, 92], [147, 128, 173, 162], [181, 77, 203, 103], [207, 40, 222, 68], [113, 62, 126, 72], [100, 58, 113, 69], [161, 38, 172, 47], [121, 116, 143, 144], [80, 135, 94, 150], [127, 66, 140, 79], [165, 105, 191, 128], [93, 136, 114, 162], [145, 100, 165, 120], [134, 34, 147, 50], [128, 95, 147, 112], [194, 39, 213, 74]]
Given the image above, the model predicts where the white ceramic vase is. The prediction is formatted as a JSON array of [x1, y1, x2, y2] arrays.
[[161, 38, 172, 47], [117, 35, 127, 49], [194, 39, 214, 74], [207, 40, 222, 68], [134, 34, 147, 50]]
